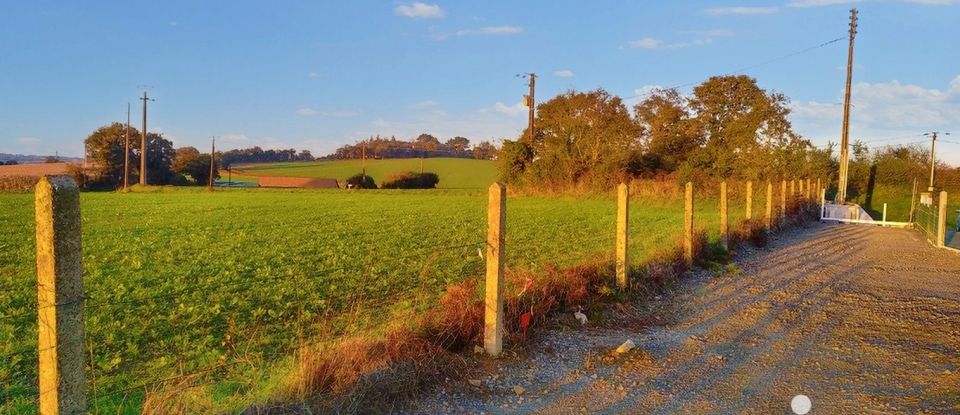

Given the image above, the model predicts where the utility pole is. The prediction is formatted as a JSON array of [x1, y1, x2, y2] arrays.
[[123, 103, 130, 190], [361, 142, 366, 178], [837, 8, 858, 204], [208, 136, 216, 190], [925, 132, 950, 191], [139, 91, 154, 185], [519, 73, 536, 143]]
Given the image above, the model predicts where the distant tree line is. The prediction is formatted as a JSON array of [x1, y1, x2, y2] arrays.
[[328, 134, 499, 161], [219, 147, 314, 167], [499, 75, 834, 189], [843, 141, 960, 201]]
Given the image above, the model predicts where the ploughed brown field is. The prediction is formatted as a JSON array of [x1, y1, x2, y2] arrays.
[[0, 162, 73, 177]]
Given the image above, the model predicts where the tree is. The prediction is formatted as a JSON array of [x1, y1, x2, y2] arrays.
[[173, 146, 219, 186], [634, 88, 701, 173], [84, 122, 138, 186], [5, 160, 19, 165], [506, 88, 642, 187], [684, 75, 798, 180], [44, 156, 61, 163], [414, 133, 441, 152], [446, 136, 470, 153], [472, 141, 498, 160]]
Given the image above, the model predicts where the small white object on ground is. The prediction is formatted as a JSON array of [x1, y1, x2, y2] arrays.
[[615, 339, 636, 354], [574, 310, 588, 325], [791, 394, 812, 414]]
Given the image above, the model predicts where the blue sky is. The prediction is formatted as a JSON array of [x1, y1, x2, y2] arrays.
[[2, 0, 959, 163]]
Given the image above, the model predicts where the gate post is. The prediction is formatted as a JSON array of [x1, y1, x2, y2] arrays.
[[745, 181, 753, 220], [35, 176, 86, 415], [937, 191, 948, 248], [484, 183, 506, 356], [720, 181, 728, 251], [616, 183, 629, 289]]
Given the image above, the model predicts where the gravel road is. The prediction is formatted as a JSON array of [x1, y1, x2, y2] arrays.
[[403, 222, 960, 414]]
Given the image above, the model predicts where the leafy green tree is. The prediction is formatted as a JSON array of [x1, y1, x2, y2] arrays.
[[84, 122, 139, 186], [634, 88, 701, 172], [472, 141, 498, 160], [415, 133, 441, 151], [173, 146, 219, 186], [446, 136, 470, 153]]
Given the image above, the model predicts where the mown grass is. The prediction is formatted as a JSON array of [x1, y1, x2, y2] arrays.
[[231, 158, 497, 189], [854, 184, 959, 231], [0, 185, 755, 413]]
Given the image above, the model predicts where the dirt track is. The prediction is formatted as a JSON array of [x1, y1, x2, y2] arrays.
[[406, 223, 960, 414]]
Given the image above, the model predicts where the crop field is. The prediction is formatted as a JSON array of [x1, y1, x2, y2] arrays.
[[1, 185, 758, 413], [231, 157, 497, 189]]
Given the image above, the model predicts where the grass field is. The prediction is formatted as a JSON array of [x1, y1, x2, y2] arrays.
[[231, 157, 497, 189], [0, 185, 772, 413], [853, 184, 959, 231]]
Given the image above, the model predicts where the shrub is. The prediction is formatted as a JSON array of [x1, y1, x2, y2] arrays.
[[345, 173, 377, 189], [0, 175, 38, 192], [380, 172, 439, 189]]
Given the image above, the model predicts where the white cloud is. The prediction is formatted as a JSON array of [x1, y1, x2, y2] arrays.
[[627, 37, 713, 49], [413, 100, 439, 109], [395, 2, 445, 18], [307, 72, 324, 79], [296, 107, 360, 117], [628, 38, 662, 49], [703, 6, 779, 15], [17, 137, 40, 145], [788, 0, 862, 7], [791, 75, 960, 164], [167, 21, 178, 27], [455, 26, 524, 36], [492, 101, 526, 117], [554, 69, 575, 78], [296, 107, 319, 116]]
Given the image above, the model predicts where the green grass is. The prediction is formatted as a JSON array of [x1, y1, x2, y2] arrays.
[[232, 158, 497, 189], [854, 184, 959, 231], [0, 186, 752, 413]]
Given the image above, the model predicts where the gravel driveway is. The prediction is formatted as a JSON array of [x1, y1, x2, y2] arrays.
[[403, 222, 960, 414]]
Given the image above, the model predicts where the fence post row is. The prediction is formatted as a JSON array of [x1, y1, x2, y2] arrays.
[[616, 183, 629, 289], [720, 181, 729, 251], [745, 181, 753, 220], [484, 183, 506, 356], [684, 182, 694, 266], [35, 176, 86, 415], [937, 191, 948, 248]]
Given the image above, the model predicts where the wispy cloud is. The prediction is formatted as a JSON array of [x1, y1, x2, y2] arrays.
[[455, 26, 524, 36], [307, 72, 324, 79], [703, 6, 779, 15], [395, 2, 445, 19], [491, 101, 526, 117], [412, 100, 439, 109], [787, 0, 862, 7], [554, 69, 575, 78], [17, 137, 40, 145], [296, 108, 360, 117], [627, 37, 714, 49]]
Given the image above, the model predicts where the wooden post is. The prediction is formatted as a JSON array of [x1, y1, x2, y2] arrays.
[[484, 183, 506, 356], [35, 176, 86, 415], [720, 181, 728, 251], [937, 191, 948, 248], [616, 183, 629, 289], [780, 180, 787, 222], [765, 181, 773, 230], [684, 182, 694, 266], [909, 178, 918, 223], [745, 181, 753, 220]]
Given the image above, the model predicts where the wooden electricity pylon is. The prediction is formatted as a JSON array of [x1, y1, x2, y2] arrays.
[[837, 8, 858, 204]]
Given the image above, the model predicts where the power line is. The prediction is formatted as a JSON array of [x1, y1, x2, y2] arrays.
[[627, 35, 847, 100]]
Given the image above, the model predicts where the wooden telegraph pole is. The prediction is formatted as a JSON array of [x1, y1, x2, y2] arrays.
[[837, 8, 858, 204], [208, 136, 216, 190], [123, 103, 130, 190], [521, 73, 536, 143], [139, 91, 154, 185]]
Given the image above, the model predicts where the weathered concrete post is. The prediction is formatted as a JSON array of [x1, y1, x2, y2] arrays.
[[616, 183, 629, 289], [720, 181, 728, 251], [806, 178, 812, 200], [780, 180, 787, 222], [791, 179, 796, 198], [35, 176, 86, 415], [817, 178, 822, 202], [937, 191, 948, 248], [684, 182, 694, 266], [745, 181, 753, 220], [765, 181, 773, 230], [484, 183, 506, 356]]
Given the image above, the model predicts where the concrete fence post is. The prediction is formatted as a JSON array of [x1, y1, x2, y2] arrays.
[[616, 183, 629, 289], [937, 191, 948, 248], [745, 181, 753, 220], [780, 180, 787, 222], [484, 183, 506, 356], [684, 182, 694, 266], [882, 203, 888, 224], [35, 176, 86, 415], [720, 181, 728, 251], [806, 178, 812, 200], [817, 177, 822, 202], [791, 179, 796, 198], [765, 181, 773, 230]]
